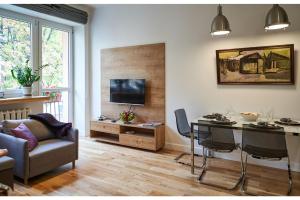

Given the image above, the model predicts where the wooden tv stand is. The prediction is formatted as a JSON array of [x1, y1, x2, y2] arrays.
[[90, 120, 165, 151]]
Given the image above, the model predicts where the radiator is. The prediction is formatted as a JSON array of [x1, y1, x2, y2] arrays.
[[0, 108, 31, 121]]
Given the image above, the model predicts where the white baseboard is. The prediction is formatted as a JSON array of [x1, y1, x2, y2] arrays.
[[164, 142, 300, 172]]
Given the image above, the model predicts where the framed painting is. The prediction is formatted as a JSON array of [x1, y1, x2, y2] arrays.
[[216, 44, 294, 85]]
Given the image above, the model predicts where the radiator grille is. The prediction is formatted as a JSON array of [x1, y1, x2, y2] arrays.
[[0, 108, 31, 120]]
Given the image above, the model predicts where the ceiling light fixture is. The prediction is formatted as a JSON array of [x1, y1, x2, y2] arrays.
[[265, 4, 290, 30], [211, 4, 231, 36]]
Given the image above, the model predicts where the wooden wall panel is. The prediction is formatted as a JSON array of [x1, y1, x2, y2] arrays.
[[101, 43, 165, 123]]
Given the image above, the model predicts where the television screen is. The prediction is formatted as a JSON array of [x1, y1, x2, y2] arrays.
[[110, 79, 145, 105]]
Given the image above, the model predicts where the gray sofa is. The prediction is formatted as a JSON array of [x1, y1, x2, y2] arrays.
[[0, 119, 78, 185]]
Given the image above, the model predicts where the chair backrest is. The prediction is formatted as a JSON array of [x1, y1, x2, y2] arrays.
[[174, 109, 190, 136], [242, 125, 287, 158], [210, 126, 235, 144], [196, 121, 235, 148]]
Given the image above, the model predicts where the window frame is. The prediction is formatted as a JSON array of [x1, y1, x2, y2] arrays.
[[38, 19, 74, 122], [0, 8, 36, 95]]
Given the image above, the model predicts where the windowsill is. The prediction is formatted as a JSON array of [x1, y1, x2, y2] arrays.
[[0, 96, 50, 105]]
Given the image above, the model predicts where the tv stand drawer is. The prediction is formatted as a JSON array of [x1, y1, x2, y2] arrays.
[[120, 134, 155, 150], [90, 121, 120, 135]]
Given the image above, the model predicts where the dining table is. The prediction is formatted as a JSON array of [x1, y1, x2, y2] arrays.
[[190, 115, 300, 174]]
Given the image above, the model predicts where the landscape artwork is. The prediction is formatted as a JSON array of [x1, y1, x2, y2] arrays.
[[216, 44, 294, 85]]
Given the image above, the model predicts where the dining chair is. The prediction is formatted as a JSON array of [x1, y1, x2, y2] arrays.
[[197, 124, 244, 190], [241, 125, 292, 195], [174, 109, 210, 167]]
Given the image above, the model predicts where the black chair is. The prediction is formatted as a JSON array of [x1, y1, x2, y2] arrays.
[[197, 123, 243, 190], [174, 109, 210, 167], [241, 125, 292, 195]]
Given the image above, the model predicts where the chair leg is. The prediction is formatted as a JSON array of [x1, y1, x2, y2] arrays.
[[240, 154, 250, 195], [175, 152, 190, 162], [287, 156, 293, 196], [235, 148, 245, 189], [175, 152, 205, 168], [198, 147, 243, 191], [191, 132, 194, 174], [198, 147, 207, 181], [24, 178, 28, 186], [200, 146, 206, 168], [241, 154, 293, 196]]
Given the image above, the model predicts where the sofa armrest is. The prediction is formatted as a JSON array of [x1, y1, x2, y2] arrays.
[[65, 128, 78, 160], [0, 133, 29, 179], [66, 128, 78, 142]]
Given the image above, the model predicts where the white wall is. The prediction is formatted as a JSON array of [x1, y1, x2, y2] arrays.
[[90, 4, 300, 171], [72, 5, 92, 136], [73, 25, 86, 135]]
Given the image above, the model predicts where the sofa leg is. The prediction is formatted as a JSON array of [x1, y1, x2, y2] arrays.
[[24, 178, 28, 185], [72, 161, 75, 169]]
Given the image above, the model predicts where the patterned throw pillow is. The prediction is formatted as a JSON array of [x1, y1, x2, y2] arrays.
[[11, 123, 38, 151]]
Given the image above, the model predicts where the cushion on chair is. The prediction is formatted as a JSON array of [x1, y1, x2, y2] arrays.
[[11, 123, 38, 151], [29, 139, 76, 177], [0, 156, 14, 171], [2, 119, 55, 141]]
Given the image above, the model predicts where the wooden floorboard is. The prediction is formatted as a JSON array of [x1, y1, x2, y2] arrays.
[[10, 138, 300, 196]]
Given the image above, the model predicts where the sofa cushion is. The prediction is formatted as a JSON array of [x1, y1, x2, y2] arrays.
[[29, 139, 76, 177], [2, 119, 55, 141], [11, 123, 38, 151], [0, 156, 14, 171]]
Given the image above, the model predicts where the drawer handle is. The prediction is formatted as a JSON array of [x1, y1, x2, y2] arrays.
[[137, 139, 143, 144]]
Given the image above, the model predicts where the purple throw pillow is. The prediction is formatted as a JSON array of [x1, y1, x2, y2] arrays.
[[11, 123, 38, 151]]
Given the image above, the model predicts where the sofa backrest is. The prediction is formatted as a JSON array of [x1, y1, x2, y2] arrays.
[[2, 119, 55, 141]]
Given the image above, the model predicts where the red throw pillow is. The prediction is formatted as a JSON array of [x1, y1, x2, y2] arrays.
[[11, 123, 38, 151]]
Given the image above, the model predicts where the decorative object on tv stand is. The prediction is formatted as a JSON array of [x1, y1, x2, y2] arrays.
[[210, 4, 231, 36], [265, 4, 290, 30], [11, 60, 48, 96], [216, 44, 294, 85], [119, 108, 135, 124]]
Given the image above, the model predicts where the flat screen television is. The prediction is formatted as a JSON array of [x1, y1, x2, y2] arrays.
[[110, 79, 146, 105]]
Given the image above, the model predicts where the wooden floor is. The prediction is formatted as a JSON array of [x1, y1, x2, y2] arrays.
[[11, 138, 300, 196]]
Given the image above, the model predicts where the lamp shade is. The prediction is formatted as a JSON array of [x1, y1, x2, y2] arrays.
[[265, 4, 290, 30], [211, 5, 231, 36]]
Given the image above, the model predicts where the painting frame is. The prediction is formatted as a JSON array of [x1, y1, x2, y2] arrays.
[[216, 44, 294, 85]]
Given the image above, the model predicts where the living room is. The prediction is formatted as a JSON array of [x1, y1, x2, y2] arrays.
[[0, 0, 300, 198]]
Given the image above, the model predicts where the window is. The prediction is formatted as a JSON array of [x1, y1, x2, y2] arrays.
[[0, 9, 73, 122], [0, 15, 31, 90], [41, 26, 69, 89], [41, 23, 72, 122]]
